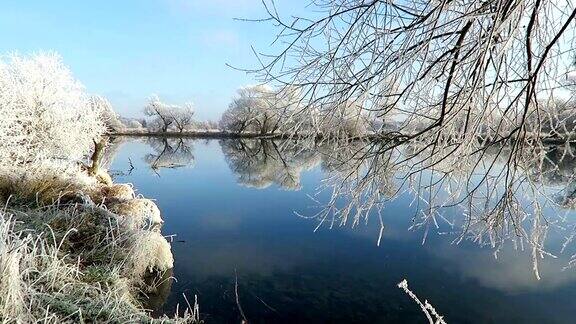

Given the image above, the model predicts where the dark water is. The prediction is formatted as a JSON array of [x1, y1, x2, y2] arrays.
[[108, 137, 576, 324]]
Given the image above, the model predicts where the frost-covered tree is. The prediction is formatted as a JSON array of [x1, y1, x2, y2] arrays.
[[247, 1, 576, 276], [193, 120, 219, 131], [0, 53, 105, 166], [220, 85, 298, 134], [316, 100, 371, 138], [220, 85, 373, 136], [253, 0, 576, 217], [119, 117, 145, 130], [143, 95, 194, 132], [529, 99, 576, 135], [171, 103, 195, 132]]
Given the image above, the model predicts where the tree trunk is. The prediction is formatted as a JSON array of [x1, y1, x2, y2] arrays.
[[88, 138, 107, 176]]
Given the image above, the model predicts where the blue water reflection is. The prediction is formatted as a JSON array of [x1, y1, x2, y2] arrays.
[[108, 137, 576, 323]]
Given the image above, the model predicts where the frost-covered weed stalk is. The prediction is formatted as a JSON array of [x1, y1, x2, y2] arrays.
[[397, 279, 446, 324]]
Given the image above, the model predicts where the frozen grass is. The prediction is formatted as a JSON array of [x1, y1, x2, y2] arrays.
[[0, 165, 195, 322], [97, 183, 136, 202], [0, 205, 199, 323], [0, 162, 98, 206], [108, 198, 164, 229]]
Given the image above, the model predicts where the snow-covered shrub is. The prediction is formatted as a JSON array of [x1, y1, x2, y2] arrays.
[[0, 53, 108, 204], [0, 52, 105, 166], [119, 117, 144, 130]]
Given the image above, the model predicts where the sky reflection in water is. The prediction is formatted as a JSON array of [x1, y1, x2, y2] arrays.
[[108, 137, 576, 324]]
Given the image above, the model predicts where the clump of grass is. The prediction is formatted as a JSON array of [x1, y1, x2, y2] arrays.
[[0, 162, 98, 206], [95, 183, 136, 202], [126, 230, 174, 279], [108, 198, 164, 229], [0, 217, 26, 319]]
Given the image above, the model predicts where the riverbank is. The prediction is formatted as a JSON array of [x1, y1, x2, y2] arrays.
[[0, 166, 199, 323]]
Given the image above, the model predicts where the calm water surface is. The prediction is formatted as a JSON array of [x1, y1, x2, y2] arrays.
[[108, 137, 576, 323]]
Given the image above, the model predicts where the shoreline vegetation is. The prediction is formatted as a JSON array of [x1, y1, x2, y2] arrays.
[[0, 53, 199, 323], [108, 129, 576, 145], [1, 168, 200, 323]]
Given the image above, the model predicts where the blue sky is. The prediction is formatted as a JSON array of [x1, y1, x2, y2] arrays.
[[0, 0, 303, 120]]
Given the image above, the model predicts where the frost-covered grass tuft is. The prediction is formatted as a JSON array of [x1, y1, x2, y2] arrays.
[[126, 230, 174, 278], [0, 161, 98, 206], [108, 198, 164, 229], [0, 216, 26, 320]]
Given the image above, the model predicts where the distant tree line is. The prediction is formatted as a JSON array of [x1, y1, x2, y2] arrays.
[[218, 85, 374, 137], [102, 95, 218, 133]]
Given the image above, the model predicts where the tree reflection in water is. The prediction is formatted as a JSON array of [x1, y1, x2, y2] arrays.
[[144, 137, 195, 174], [220, 138, 576, 279], [106, 137, 576, 281], [220, 139, 321, 190]]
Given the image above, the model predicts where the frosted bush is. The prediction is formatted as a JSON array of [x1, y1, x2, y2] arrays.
[[0, 52, 105, 166]]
